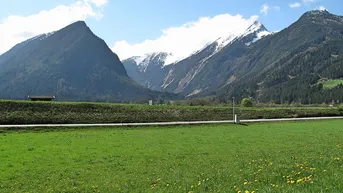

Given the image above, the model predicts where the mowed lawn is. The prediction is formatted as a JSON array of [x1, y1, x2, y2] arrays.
[[1, 120, 343, 192]]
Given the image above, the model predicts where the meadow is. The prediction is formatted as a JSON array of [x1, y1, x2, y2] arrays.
[[320, 79, 343, 88], [1, 100, 343, 124], [1, 120, 343, 192]]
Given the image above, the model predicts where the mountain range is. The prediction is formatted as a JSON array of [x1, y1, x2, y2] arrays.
[[0, 21, 177, 102], [123, 21, 271, 95], [0, 10, 342, 104], [123, 10, 343, 104]]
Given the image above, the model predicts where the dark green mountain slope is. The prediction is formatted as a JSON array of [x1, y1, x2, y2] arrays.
[[213, 10, 343, 104], [0, 21, 177, 102]]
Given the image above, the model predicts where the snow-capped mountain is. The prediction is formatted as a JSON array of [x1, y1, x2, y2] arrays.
[[159, 21, 271, 95], [122, 21, 272, 94], [214, 21, 270, 54], [126, 52, 172, 72], [242, 21, 271, 46], [122, 52, 173, 90]]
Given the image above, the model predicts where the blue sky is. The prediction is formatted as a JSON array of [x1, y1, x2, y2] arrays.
[[0, 0, 342, 59], [92, 0, 341, 43]]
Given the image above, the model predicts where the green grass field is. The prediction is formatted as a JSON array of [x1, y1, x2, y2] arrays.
[[1, 120, 343, 192], [320, 79, 343, 88]]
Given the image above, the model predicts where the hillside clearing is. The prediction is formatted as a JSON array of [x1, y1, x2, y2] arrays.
[[319, 79, 343, 88]]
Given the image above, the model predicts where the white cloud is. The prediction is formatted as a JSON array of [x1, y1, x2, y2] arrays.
[[290, 0, 321, 9], [260, 4, 270, 15], [318, 5, 327, 11], [301, 0, 315, 4], [260, 4, 280, 15], [0, 0, 108, 54], [111, 14, 259, 62], [289, 2, 301, 8], [87, 0, 108, 7]]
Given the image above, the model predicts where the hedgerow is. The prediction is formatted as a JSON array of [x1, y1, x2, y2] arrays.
[[0, 100, 342, 124]]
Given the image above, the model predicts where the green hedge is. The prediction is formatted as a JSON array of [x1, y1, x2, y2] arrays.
[[0, 100, 343, 124]]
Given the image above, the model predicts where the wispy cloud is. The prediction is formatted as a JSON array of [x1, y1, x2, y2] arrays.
[[290, 0, 324, 9], [301, 0, 315, 4], [260, 4, 270, 15], [87, 0, 108, 7], [111, 14, 259, 62], [318, 5, 327, 11], [289, 2, 301, 8], [0, 0, 108, 54], [260, 4, 280, 15]]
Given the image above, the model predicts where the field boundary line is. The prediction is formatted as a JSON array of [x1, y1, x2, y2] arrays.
[[1, 116, 343, 128]]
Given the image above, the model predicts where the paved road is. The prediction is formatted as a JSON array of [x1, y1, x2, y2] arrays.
[[0, 116, 343, 128]]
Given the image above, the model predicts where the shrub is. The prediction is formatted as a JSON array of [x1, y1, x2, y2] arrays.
[[241, 98, 253, 107], [0, 100, 342, 125]]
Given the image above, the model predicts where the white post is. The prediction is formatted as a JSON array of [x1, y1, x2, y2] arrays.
[[235, 114, 240, 124], [232, 97, 235, 123], [149, 100, 153, 105]]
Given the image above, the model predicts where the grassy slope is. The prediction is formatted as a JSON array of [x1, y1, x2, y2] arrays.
[[321, 79, 343, 88], [1, 100, 343, 124], [1, 120, 343, 192]]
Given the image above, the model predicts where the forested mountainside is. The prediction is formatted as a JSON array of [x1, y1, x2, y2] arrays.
[[124, 10, 343, 104], [0, 21, 178, 102], [214, 10, 343, 104]]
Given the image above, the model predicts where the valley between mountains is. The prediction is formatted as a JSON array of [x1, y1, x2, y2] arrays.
[[0, 10, 342, 103]]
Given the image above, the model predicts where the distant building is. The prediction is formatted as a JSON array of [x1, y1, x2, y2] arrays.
[[28, 95, 55, 101]]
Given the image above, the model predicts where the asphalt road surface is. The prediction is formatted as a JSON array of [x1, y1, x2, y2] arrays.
[[0, 116, 343, 128]]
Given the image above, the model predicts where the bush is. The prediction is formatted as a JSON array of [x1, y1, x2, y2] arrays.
[[241, 98, 253, 107], [0, 100, 342, 125]]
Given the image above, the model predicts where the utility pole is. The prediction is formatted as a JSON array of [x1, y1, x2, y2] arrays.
[[232, 97, 235, 123]]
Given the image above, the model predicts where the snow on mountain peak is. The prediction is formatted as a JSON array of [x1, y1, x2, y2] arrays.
[[242, 21, 271, 46], [212, 21, 269, 54], [214, 34, 237, 53], [242, 21, 267, 37], [126, 52, 174, 72], [25, 32, 56, 43], [131, 56, 145, 65], [256, 30, 271, 39], [40, 32, 55, 40], [124, 21, 270, 69]]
